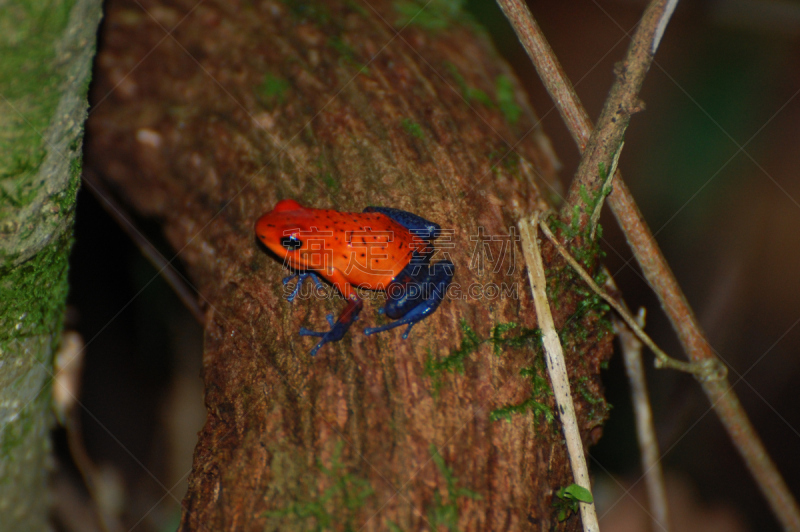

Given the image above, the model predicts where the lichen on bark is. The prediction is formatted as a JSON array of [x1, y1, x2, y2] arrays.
[[0, 0, 103, 529]]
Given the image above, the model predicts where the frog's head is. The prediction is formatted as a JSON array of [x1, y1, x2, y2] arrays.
[[255, 199, 318, 268]]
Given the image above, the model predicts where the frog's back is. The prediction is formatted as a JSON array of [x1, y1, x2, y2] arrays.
[[324, 209, 417, 290]]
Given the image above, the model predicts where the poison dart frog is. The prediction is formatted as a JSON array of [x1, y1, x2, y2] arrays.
[[255, 199, 454, 356]]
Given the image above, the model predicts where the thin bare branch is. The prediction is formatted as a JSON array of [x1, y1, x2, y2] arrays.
[[614, 311, 670, 532], [496, 0, 800, 528], [495, 0, 592, 151], [564, 0, 678, 225], [519, 215, 599, 532], [81, 170, 205, 325], [495, 0, 677, 232]]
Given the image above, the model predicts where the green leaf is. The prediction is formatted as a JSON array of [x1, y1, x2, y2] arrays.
[[563, 483, 593, 503]]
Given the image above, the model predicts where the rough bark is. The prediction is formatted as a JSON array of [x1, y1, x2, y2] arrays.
[[0, 0, 103, 529], [87, 0, 613, 530]]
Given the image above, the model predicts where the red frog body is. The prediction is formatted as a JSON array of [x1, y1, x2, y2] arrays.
[[255, 199, 454, 356]]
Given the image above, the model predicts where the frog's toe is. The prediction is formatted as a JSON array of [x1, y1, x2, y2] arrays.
[[298, 328, 335, 357], [364, 316, 418, 338], [298, 317, 352, 356], [296, 299, 362, 356], [283, 272, 325, 302]]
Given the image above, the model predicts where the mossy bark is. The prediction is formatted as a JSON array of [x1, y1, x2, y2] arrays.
[[87, 1, 613, 530], [0, 0, 103, 529]]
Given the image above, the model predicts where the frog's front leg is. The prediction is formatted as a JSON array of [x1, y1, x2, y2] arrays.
[[297, 272, 363, 356], [283, 271, 324, 302], [364, 259, 454, 339]]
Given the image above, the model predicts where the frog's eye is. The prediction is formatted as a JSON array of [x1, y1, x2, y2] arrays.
[[280, 235, 303, 250]]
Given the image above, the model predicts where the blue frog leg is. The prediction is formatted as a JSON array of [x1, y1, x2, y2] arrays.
[[364, 260, 454, 339], [283, 271, 325, 302], [299, 297, 363, 356]]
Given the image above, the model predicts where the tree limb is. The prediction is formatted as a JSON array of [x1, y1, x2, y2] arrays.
[[0, 0, 103, 529], [87, 0, 614, 529]]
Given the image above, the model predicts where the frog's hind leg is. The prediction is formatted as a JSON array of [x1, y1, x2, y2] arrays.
[[364, 260, 454, 339], [363, 305, 425, 340]]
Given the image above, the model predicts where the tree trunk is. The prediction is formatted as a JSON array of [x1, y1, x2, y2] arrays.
[[0, 0, 103, 529], [87, 0, 612, 529]]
